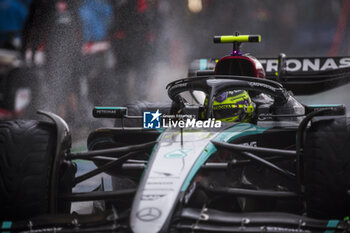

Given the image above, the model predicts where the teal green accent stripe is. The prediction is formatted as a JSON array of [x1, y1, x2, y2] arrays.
[[95, 107, 127, 110], [327, 220, 339, 228], [156, 128, 165, 133], [181, 143, 217, 191], [324, 220, 339, 233], [1, 221, 12, 229], [71, 146, 87, 153], [199, 59, 207, 70], [73, 159, 93, 163], [181, 123, 269, 191]]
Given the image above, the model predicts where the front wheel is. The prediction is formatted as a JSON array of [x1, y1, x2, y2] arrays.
[[0, 120, 75, 220], [304, 117, 350, 219]]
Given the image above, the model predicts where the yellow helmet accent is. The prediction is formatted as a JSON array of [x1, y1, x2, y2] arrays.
[[213, 35, 261, 43], [213, 90, 254, 122]]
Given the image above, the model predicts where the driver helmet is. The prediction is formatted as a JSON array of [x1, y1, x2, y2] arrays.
[[213, 90, 254, 122]]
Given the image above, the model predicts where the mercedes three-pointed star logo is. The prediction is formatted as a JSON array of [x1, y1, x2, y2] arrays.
[[136, 207, 161, 221]]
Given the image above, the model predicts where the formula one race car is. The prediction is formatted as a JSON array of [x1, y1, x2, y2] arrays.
[[1, 34, 350, 233]]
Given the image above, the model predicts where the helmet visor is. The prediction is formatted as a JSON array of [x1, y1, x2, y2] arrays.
[[213, 107, 244, 120]]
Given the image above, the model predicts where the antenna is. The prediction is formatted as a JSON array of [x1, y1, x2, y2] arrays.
[[232, 32, 242, 56], [213, 33, 261, 56]]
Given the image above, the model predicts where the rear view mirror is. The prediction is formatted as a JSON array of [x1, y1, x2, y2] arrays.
[[93, 107, 128, 118]]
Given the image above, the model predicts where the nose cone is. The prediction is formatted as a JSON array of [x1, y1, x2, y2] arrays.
[[130, 218, 162, 233]]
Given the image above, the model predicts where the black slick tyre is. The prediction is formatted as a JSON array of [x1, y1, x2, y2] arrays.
[[0, 120, 57, 220], [304, 117, 350, 219]]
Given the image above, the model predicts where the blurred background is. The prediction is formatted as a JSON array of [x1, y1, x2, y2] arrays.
[[1, 0, 350, 212], [1, 0, 350, 129]]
